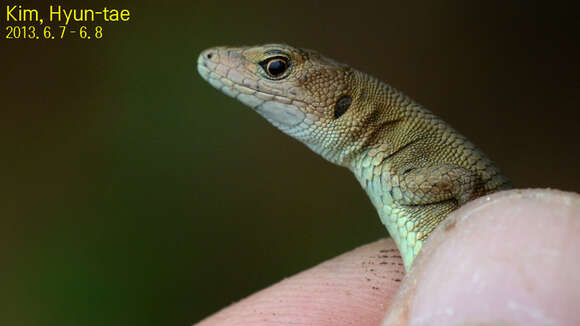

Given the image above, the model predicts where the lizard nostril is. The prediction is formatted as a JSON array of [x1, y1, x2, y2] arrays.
[[205, 52, 213, 59]]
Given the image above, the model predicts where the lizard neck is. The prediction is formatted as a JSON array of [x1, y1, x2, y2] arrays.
[[342, 73, 443, 269], [317, 69, 433, 167]]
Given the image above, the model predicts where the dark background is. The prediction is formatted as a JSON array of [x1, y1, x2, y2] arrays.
[[2, 1, 579, 325]]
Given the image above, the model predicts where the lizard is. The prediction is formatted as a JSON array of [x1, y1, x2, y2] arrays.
[[196, 44, 511, 270]]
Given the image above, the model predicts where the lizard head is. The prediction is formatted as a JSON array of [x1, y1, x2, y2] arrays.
[[197, 44, 376, 166]]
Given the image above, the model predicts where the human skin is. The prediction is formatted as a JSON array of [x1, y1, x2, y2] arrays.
[[195, 189, 580, 326]]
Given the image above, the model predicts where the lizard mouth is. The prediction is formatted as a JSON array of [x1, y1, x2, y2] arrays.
[[197, 49, 306, 128]]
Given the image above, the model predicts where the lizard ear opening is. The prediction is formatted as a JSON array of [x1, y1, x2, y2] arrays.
[[334, 95, 352, 119]]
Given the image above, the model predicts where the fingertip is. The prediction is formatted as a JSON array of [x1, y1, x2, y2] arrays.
[[196, 239, 405, 326], [382, 189, 580, 325]]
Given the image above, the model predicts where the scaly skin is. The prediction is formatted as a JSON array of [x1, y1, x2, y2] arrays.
[[197, 44, 511, 269]]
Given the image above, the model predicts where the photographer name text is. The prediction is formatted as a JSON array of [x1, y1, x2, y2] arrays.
[[5, 5, 131, 24]]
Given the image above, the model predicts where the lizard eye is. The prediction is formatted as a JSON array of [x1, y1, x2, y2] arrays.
[[260, 57, 289, 78], [334, 95, 352, 119]]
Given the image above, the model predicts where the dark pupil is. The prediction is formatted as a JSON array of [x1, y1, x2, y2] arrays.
[[334, 96, 352, 119], [267, 59, 287, 77]]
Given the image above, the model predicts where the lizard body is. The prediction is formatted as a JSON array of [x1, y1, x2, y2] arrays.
[[197, 44, 511, 269]]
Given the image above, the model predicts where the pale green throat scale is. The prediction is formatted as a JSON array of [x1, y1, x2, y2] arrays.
[[197, 44, 510, 270]]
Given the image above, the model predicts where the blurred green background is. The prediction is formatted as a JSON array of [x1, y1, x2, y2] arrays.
[[2, 1, 579, 325]]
